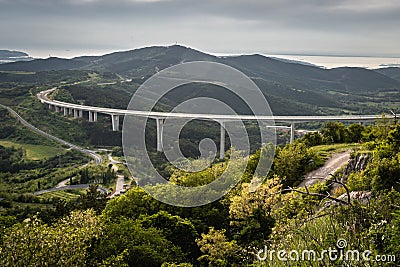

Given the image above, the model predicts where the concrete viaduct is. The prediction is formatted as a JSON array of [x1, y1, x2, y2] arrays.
[[37, 88, 395, 159]]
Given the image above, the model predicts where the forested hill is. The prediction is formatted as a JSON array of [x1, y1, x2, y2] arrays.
[[1, 45, 400, 115]]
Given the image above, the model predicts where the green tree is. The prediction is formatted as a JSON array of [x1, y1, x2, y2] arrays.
[[384, 210, 400, 260], [321, 122, 346, 143], [385, 125, 400, 154], [362, 115, 394, 143], [370, 155, 400, 192], [79, 168, 89, 184], [102, 186, 163, 220], [346, 123, 364, 143], [0, 210, 101, 267], [111, 146, 123, 157], [229, 178, 281, 247], [273, 142, 315, 187], [196, 227, 243, 267], [76, 184, 107, 213], [302, 132, 324, 147], [138, 211, 199, 261], [90, 218, 185, 267]]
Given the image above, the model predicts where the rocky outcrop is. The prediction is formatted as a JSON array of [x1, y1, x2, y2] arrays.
[[322, 191, 373, 209], [340, 153, 371, 184]]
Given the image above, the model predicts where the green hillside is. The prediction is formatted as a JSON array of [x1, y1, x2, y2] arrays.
[[0, 45, 399, 116]]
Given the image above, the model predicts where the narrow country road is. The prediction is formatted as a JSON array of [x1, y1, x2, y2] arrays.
[[55, 163, 90, 188], [299, 150, 351, 187], [109, 160, 125, 198], [34, 184, 108, 195], [108, 153, 122, 164], [111, 175, 125, 198]]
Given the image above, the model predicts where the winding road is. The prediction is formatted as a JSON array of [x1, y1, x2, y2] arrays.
[[0, 103, 102, 165], [0, 103, 110, 195], [34, 184, 108, 196]]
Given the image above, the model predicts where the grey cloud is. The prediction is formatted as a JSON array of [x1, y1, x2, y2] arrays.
[[1, 0, 399, 57]]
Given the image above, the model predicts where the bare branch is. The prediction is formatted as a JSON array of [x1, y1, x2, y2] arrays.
[[329, 173, 351, 205], [281, 187, 350, 205]]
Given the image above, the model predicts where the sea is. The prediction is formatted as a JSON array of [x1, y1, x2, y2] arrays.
[[213, 52, 400, 70], [266, 54, 400, 69]]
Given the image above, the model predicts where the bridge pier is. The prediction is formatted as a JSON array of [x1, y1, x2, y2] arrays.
[[78, 110, 83, 118], [220, 121, 226, 159], [73, 109, 78, 119], [93, 112, 98, 122], [89, 111, 93, 122], [63, 107, 68, 116], [111, 114, 120, 131], [48, 104, 53, 110], [290, 123, 295, 144], [156, 118, 165, 152]]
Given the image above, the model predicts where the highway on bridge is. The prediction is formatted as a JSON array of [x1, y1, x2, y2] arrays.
[[37, 87, 396, 158], [38, 88, 390, 123]]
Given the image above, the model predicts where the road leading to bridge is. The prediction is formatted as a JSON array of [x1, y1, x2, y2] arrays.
[[0, 103, 102, 165]]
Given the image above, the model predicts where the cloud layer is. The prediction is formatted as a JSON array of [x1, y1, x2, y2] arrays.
[[1, 0, 399, 57]]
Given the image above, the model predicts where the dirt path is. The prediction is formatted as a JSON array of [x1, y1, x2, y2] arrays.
[[299, 150, 351, 187]]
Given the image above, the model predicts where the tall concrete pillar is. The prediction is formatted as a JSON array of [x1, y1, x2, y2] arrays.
[[78, 110, 83, 118], [156, 118, 164, 152], [220, 121, 225, 159], [74, 109, 78, 119], [290, 123, 295, 144], [89, 111, 93, 122], [111, 114, 120, 131], [63, 107, 68, 116], [68, 108, 73, 115], [48, 104, 52, 110], [93, 112, 98, 122]]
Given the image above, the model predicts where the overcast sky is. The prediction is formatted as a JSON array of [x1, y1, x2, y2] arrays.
[[1, 0, 400, 58]]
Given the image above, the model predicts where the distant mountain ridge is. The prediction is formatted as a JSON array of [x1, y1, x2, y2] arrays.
[[0, 45, 399, 115], [0, 50, 33, 64]]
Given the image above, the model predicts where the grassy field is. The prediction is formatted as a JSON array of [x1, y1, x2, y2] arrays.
[[0, 140, 64, 160], [10, 202, 52, 209], [310, 143, 361, 160], [36, 189, 84, 201], [0, 70, 36, 75]]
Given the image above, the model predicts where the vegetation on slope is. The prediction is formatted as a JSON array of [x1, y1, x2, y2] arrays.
[[1, 120, 399, 266]]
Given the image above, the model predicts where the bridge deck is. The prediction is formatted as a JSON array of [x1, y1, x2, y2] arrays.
[[38, 88, 394, 123]]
